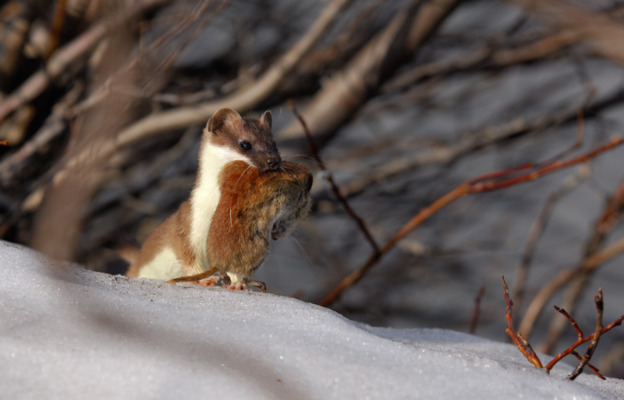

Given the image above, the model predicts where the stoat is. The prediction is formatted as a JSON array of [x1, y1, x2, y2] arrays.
[[126, 107, 280, 280], [167, 160, 313, 292]]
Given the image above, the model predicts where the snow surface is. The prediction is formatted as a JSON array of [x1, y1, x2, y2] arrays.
[[1, 240, 623, 400]]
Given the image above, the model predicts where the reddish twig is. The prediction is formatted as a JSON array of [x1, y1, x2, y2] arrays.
[[567, 289, 604, 380], [502, 278, 619, 379], [469, 285, 486, 334], [318, 137, 624, 306], [502, 276, 544, 368], [288, 99, 380, 254], [545, 301, 616, 376], [0, 141, 8, 145], [570, 351, 605, 380]]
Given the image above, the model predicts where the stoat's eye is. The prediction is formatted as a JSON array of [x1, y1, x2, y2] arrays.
[[240, 141, 252, 151]]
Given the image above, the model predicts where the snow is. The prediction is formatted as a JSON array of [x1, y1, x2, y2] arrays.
[[1, 240, 622, 400]]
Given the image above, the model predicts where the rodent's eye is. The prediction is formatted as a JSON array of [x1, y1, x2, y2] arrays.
[[240, 141, 252, 151]]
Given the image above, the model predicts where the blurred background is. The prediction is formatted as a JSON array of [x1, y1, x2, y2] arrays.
[[1, 0, 623, 378]]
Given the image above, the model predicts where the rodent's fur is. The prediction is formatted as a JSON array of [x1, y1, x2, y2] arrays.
[[167, 160, 313, 291], [126, 108, 280, 280]]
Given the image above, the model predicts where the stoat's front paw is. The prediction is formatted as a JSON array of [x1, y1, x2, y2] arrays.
[[226, 283, 247, 291]]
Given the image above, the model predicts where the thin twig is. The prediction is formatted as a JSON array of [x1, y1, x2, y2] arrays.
[[539, 176, 624, 352], [469, 285, 486, 334], [287, 99, 380, 254], [520, 178, 624, 340], [502, 276, 544, 368], [567, 289, 604, 380], [545, 301, 622, 372], [512, 166, 588, 302], [339, 92, 601, 198], [570, 351, 605, 380], [502, 278, 613, 379], [318, 137, 624, 307]]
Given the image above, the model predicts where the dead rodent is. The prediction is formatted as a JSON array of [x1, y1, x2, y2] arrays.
[[126, 107, 281, 280], [167, 160, 313, 292]]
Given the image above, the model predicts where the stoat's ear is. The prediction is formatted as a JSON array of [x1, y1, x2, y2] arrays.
[[260, 110, 272, 129], [207, 108, 242, 133]]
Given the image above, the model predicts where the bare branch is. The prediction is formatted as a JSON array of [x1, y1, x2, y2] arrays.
[[512, 167, 587, 302], [509, 0, 624, 66], [55, 0, 353, 184], [469, 285, 486, 335], [567, 289, 604, 380], [0, 0, 171, 122], [279, 0, 460, 148], [318, 137, 624, 307], [519, 178, 624, 339], [544, 292, 622, 374], [288, 99, 379, 254], [502, 279, 616, 379], [502, 276, 544, 368]]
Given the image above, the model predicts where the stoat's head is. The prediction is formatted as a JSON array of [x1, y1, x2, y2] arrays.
[[204, 108, 281, 170]]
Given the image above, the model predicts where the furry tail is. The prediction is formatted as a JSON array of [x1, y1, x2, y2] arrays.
[[166, 266, 218, 284]]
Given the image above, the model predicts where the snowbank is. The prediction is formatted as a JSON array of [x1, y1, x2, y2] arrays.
[[1, 241, 622, 400]]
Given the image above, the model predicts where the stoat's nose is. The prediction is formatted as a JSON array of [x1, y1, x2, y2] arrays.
[[266, 157, 281, 170]]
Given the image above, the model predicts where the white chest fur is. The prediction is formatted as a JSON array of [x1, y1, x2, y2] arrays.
[[189, 142, 251, 273]]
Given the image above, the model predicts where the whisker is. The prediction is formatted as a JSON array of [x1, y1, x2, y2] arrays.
[[283, 154, 321, 164], [287, 236, 314, 266], [233, 163, 254, 190]]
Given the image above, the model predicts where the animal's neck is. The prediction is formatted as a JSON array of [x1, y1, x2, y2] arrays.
[[189, 142, 250, 273]]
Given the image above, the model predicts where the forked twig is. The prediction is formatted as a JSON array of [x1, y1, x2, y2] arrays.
[[555, 289, 604, 381], [502, 277, 622, 380], [562, 289, 604, 380], [288, 99, 380, 254]]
